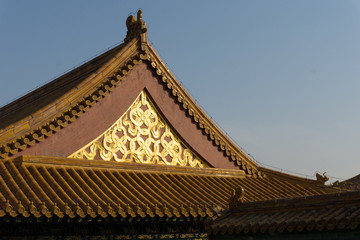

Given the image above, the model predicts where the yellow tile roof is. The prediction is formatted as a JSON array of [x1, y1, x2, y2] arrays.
[[0, 155, 338, 220]]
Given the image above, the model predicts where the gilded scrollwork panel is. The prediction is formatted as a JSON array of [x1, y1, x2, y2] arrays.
[[69, 91, 208, 168]]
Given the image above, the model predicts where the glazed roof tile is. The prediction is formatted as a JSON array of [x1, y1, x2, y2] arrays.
[[0, 155, 338, 220], [207, 190, 360, 235]]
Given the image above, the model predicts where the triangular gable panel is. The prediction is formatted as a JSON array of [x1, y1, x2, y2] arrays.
[[0, 10, 259, 175], [69, 90, 208, 168]]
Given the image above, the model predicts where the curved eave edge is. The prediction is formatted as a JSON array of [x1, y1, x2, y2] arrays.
[[0, 38, 260, 176]]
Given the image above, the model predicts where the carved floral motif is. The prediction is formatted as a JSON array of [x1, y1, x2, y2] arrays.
[[69, 91, 208, 168]]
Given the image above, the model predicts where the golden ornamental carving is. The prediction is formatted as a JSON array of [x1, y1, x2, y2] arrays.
[[69, 91, 208, 168]]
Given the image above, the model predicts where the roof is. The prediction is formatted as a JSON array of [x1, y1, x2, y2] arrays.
[[0, 10, 347, 228], [0, 10, 259, 175], [0, 155, 338, 220], [207, 190, 360, 236], [331, 174, 360, 191]]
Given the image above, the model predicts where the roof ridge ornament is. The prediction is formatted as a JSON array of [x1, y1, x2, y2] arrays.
[[124, 9, 148, 44], [229, 186, 245, 208], [315, 172, 329, 185]]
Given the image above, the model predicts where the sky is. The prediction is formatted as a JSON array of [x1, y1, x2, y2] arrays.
[[1, 0, 360, 181]]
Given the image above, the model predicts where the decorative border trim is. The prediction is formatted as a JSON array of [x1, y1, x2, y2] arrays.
[[0, 233, 209, 240], [0, 196, 216, 219]]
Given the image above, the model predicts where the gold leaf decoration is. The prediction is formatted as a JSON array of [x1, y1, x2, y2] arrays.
[[69, 91, 208, 168]]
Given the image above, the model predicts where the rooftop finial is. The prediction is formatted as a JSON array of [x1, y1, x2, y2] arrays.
[[124, 9, 147, 43]]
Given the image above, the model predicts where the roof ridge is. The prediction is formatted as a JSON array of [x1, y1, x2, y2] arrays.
[[13, 155, 247, 178], [231, 190, 358, 213]]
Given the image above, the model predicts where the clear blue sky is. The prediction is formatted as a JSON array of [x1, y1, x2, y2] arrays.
[[1, 0, 360, 181]]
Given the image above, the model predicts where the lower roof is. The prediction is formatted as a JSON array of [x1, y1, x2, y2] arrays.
[[0, 155, 338, 220], [207, 190, 360, 235]]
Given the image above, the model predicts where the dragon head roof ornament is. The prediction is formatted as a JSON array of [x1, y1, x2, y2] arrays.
[[124, 9, 147, 45], [315, 172, 329, 185]]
